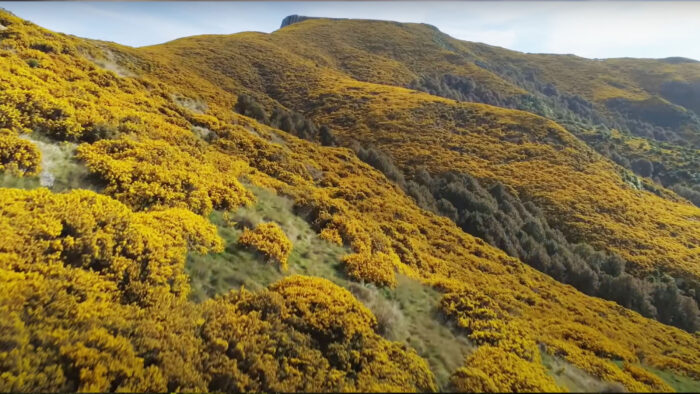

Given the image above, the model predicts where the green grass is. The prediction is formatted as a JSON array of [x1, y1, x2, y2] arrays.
[[541, 351, 622, 392], [185, 184, 349, 302], [643, 365, 700, 393], [185, 184, 474, 390], [610, 360, 700, 393], [0, 134, 99, 192], [185, 216, 278, 301], [382, 274, 474, 391], [0, 172, 42, 189], [609, 359, 700, 392]]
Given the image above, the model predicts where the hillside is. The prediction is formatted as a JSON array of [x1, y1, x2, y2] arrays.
[[131, 17, 700, 327], [1, 9, 699, 393], [267, 17, 700, 201]]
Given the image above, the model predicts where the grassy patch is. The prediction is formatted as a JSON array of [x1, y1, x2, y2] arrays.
[[644, 365, 700, 393], [610, 360, 700, 393], [185, 185, 349, 302], [346, 274, 475, 391], [185, 219, 284, 301], [186, 185, 474, 390], [1, 133, 98, 192], [0, 172, 41, 189], [541, 351, 623, 392]]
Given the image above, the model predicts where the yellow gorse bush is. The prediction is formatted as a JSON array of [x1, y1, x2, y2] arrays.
[[200, 275, 437, 392], [342, 252, 399, 287], [77, 138, 253, 215], [238, 222, 292, 271], [0, 187, 434, 392], [0, 188, 223, 301], [0, 188, 220, 391], [0, 131, 41, 176], [451, 345, 562, 392], [623, 363, 674, 392]]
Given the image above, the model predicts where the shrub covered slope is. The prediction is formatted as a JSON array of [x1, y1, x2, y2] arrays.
[[0, 10, 699, 393], [135, 16, 700, 330]]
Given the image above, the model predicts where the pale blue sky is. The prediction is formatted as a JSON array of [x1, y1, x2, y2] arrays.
[[1, 1, 699, 60]]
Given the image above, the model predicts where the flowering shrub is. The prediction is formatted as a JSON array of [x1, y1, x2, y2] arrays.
[[450, 346, 561, 392], [200, 276, 437, 392], [623, 363, 674, 392], [342, 252, 398, 288], [0, 132, 41, 176], [77, 138, 253, 215], [238, 222, 292, 271]]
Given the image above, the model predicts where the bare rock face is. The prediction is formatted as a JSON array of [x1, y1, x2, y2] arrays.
[[39, 170, 55, 188], [280, 15, 318, 29], [279, 15, 348, 29]]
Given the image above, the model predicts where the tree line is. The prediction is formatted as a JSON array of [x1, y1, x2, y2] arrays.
[[234, 94, 337, 146], [352, 143, 700, 333], [408, 73, 700, 207]]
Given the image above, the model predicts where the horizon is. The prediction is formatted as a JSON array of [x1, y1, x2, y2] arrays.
[[0, 1, 699, 61]]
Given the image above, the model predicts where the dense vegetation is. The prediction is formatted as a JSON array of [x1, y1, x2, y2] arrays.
[[135, 17, 700, 286], [268, 17, 700, 205], [234, 93, 337, 146], [409, 72, 700, 206], [1, 9, 699, 393], [0, 189, 434, 392], [0, 132, 41, 175], [353, 145, 699, 331]]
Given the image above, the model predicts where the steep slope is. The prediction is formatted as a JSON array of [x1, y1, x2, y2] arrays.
[[1, 9, 699, 393], [132, 20, 700, 302]]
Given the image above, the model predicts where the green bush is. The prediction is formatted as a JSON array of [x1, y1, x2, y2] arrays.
[[25, 58, 39, 68], [30, 41, 58, 53]]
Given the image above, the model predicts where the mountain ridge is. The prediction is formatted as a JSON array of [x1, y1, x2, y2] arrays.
[[279, 14, 699, 62]]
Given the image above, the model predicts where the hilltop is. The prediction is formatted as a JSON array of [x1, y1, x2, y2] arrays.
[[0, 10, 699, 393]]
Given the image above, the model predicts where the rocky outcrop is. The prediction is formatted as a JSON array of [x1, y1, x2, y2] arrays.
[[280, 15, 319, 29]]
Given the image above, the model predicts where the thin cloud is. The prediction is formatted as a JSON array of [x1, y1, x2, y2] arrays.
[[78, 3, 203, 42], [540, 2, 700, 58]]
